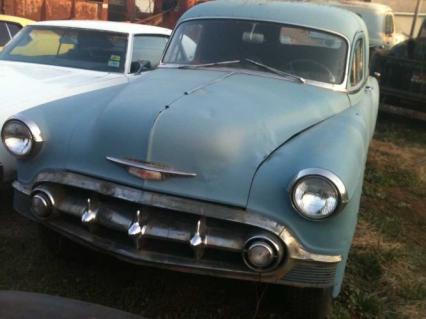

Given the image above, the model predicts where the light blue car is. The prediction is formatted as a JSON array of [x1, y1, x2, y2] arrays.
[[2, 1, 379, 317]]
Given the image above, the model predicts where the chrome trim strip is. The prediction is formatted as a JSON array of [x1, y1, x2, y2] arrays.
[[106, 156, 197, 177], [14, 170, 342, 267]]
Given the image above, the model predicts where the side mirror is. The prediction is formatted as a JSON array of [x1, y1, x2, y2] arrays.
[[131, 60, 152, 74]]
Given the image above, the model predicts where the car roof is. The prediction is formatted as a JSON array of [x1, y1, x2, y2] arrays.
[[0, 14, 34, 26], [330, 1, 392, 14], [33, 20, 172, 36], [180, 0, 367, 42]]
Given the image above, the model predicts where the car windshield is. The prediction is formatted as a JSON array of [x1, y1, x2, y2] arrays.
[[163, 19, 348, 84], [0, 26, 128, 73]]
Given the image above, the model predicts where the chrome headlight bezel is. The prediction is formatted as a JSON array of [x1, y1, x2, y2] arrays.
[[290, 168, 348, 221], [1, 115, 43, 159]]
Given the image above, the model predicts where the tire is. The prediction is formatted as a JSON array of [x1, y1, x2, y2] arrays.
[[38, 224, 92, 261]]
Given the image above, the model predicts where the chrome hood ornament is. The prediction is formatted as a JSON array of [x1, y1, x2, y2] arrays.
[[106, 157, 197, 181]]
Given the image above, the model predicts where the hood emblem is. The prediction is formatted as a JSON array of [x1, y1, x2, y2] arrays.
[[106, 156, 197, 181]]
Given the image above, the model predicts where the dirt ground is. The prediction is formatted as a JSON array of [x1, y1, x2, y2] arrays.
[[0, 113, 424, 319]]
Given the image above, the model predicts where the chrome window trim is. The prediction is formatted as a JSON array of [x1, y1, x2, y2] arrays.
[[124, 33, 133, 74], [13, 170, 342, 267], [160, 17, 351, 92], [347, 32, 369, 92], [4, 22, 13, 40], [126, 33, 170, 74]]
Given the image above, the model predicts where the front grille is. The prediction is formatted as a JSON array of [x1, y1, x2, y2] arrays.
[[33, 183, 285, 275], [15, 170, 341, 286]]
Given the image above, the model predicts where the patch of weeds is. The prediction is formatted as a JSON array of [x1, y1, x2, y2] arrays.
[[364, 166, 389, 186], [331, 302, 352, 319], [399, 280, 426, 301], [364, 166, 420, 189], [362, 209, 405, 239], [345, 287, 384, 319], [387, 169, 420, 188], [348, 250, 383, 282], [379, 250, 400, 264], [374, 114, 426, 147]]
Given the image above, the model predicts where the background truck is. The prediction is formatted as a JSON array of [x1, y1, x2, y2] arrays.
[[372, 18, 426, 120]]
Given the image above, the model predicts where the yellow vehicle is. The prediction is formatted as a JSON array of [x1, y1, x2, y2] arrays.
[[0, 15, 34, 50]]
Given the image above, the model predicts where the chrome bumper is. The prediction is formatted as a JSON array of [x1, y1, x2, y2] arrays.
[[13, 170, 341, 287]]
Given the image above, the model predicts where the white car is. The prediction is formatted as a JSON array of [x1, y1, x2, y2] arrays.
[[0, 20, 171, 182], [331, 1, 407, 50]]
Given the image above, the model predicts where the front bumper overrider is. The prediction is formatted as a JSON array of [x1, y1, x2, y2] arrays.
[[13, 170, 342, 288]]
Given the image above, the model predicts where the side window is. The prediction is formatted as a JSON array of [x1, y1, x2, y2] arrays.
[[385, 14, 394, 35], [164, 23, 202, 64], [0, 22, 11, 46], [132, 35, 169, 68], [350, 38, 365, 87], [6, 23, 22, 37]]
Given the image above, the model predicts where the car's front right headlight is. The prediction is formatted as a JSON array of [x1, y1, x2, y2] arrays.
[[1, 117, 43, 158]]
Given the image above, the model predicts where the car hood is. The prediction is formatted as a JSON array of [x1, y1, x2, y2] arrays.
[[0, 61, 127, 125], [29, 68, 350, 207]]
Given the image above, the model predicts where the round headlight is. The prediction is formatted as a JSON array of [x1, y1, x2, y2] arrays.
[[1, 119, 41, 158], [291, 169, 346, 220]]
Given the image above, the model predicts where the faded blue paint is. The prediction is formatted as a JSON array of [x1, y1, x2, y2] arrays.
[[247, 76, 379, 296], [16, 68, 350, 207]]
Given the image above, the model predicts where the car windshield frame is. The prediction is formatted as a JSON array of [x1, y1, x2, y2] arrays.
[[0, 25, 130, 74], [161, 18, 351, 90]]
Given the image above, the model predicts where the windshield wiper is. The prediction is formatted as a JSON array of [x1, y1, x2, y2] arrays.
[[177, 60, 241, 69], [244, 59, 306, 84], [177, 59, 305, 84]]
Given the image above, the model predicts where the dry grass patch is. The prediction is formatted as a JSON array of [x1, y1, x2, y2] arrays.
[[333, 115, 426, 319]]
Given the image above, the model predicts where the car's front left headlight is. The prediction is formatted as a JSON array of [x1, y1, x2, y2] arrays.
[[1, 117, 43, 158], [291, 168, 348, 220]]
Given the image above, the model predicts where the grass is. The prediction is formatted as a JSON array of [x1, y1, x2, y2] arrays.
[[0, 113, 425, 318], [332, 114, 426, 319]]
